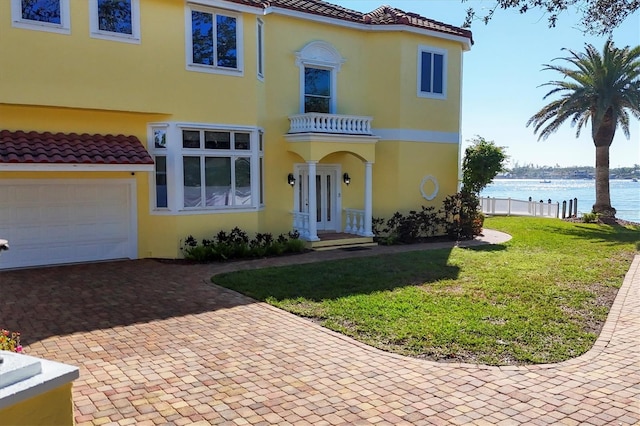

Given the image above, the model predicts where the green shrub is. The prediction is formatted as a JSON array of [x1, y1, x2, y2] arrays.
[[285, 238, 306, 253], [441, 192, 484, 240], [582, 212, 599, 223], [373, 206, 444, 244], [181, 228, 305, 262], [372, 193, 484, 246]]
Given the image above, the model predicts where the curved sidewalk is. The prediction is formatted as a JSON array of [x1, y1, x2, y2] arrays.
[[3, 230, 638, 425]]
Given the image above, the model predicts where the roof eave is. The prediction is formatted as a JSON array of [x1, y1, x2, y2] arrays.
[[0, 163, 155, 172]]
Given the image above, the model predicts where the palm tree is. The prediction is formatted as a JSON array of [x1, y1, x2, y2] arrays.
[[527, 40, 640, 217]]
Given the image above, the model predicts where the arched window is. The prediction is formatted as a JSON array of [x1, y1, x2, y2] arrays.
[[295, 41, 345, 114]]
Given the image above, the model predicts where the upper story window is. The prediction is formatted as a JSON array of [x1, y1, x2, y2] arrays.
[[90, 0, 141, 43], [186, 6, 243, 75], [304, 67, 331, 113], [256, 18, 264, 80], [11, 0, 71, 34], [295, 41, 345, 114], [418, 45, 447, 99]]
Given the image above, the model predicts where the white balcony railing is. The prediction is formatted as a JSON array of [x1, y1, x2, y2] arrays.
[[289, 113, 373, 135]]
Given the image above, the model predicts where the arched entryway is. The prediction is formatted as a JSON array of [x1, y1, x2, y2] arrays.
[[285, 136, 377, 241]]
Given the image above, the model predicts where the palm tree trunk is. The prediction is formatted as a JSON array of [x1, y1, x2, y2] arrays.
[[592, 144, 616, 217]]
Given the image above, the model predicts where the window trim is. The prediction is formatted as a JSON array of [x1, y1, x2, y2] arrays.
[[148, 122, 261, 215], [417, 45, 447, 100], [258, 130, 264, 206], [256, 18, 264, 80], [11, 0, 71, 35], [184, 5, 244, 76], [149, 125, 171, 210], [295, 41, 344, 114], [89, 0, 141, 44]]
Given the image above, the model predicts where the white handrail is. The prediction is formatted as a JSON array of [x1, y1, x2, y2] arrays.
[[291, 211, 311, 240], [344, 208, 368, 235]]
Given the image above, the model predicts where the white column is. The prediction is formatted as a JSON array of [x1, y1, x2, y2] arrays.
[[307, 161, 320, 241], [363, 161, 374, 237]]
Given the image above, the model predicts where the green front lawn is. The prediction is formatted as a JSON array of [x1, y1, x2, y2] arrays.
[[212, 217, 639, 365]]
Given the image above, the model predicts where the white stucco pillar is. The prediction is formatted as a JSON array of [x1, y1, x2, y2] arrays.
[[307, 161, 320, 241], [363, 161, 374, 237]]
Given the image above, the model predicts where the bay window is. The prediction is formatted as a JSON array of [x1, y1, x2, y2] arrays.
[[181, 130, 252, 208], [148, 123, 262, 214]]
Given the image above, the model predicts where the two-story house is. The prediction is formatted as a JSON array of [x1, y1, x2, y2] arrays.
[[0, 0, 473, 269]]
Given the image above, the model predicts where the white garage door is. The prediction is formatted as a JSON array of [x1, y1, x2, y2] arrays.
[[0, 180, 137, 269]]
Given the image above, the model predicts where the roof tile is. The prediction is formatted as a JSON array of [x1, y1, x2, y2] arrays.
[[0, 130, 154, 165], [226, 0, 472, 43]]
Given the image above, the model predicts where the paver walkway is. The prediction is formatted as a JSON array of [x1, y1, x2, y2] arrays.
[[1, 230, 638, 425]]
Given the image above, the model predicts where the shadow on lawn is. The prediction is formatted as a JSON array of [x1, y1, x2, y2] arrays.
[[544, 222, 640, 248], [0, 259, 254, 346], [212, 247, 460, 302], [459, 244, 508, 253]]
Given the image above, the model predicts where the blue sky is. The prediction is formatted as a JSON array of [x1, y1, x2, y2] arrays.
[[332, 1, 640, 167]]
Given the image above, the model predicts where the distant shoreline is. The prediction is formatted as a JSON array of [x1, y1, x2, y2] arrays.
[[498, 166, 639, 180], [494, 177, 638, 180]]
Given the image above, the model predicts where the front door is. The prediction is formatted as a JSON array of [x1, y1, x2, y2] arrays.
[[296, 165, 340, 232]]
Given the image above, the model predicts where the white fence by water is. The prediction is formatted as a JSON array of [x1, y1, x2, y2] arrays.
[[480, 197, 560, 218]]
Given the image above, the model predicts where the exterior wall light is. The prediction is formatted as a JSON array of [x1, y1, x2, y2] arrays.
[[343, 173, 351, 185], [287, 173, 296, 186]]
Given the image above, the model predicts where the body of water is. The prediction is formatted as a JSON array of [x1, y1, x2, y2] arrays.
[[480, 179, 640, 223]]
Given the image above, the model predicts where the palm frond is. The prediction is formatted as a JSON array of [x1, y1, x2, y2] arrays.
[[527, 41, 640, 145]]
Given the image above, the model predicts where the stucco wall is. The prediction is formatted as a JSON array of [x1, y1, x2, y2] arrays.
[[0, 383, 74, 426], [0, 1, 468, 259]]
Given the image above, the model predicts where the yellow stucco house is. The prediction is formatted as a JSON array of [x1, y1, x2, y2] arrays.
[[0, 0, 473, 269]]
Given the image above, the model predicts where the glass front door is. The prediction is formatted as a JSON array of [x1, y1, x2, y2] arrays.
[[297, 165, 339, 231]]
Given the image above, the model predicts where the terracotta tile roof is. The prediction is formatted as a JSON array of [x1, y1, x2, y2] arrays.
[[225, 0, 473, 43], [264, 0, 365, 21], [364, 6, 473, 41], [0, 130, 154, 165]]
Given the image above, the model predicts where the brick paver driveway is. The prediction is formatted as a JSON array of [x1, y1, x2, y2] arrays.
[[1, 235, 638, 425]]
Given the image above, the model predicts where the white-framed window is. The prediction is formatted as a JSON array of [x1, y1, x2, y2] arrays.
[[185, 5, 243, 75], [304, 66, 331, 113], [150, 126, 169, 209], [258, 130, 264, 206], [11, 0, 71, 35], [295, 41, 345, 114], [89, 0, 141, 43], [256, 18, 264, 80], [417, 45, 447, 99], [181, 129, 252, 209], [148, 122, 262, 214]]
